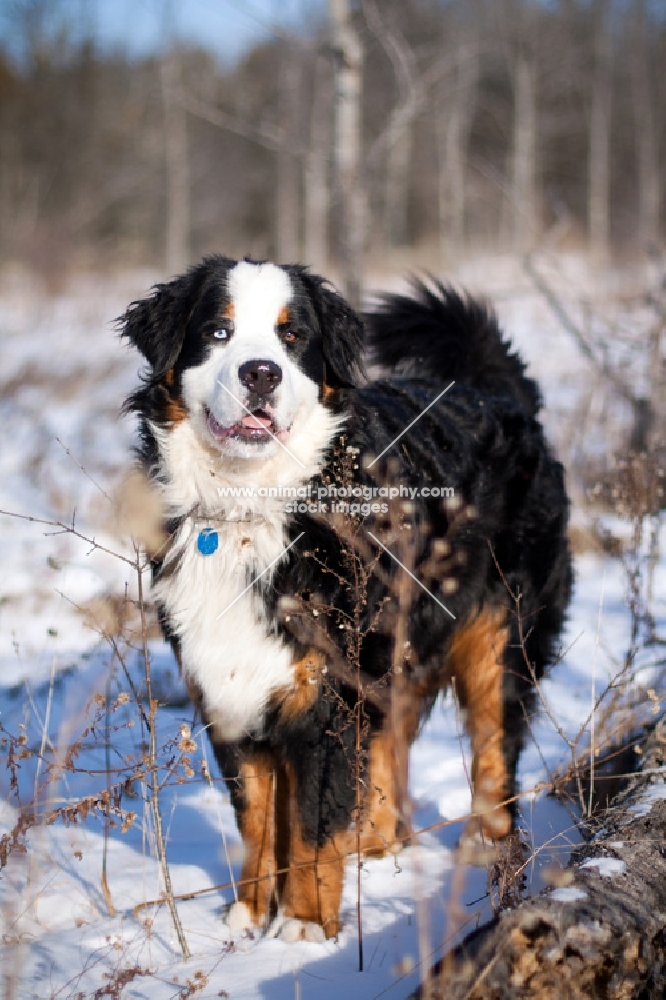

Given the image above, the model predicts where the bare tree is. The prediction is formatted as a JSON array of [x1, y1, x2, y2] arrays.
[[630, 0, 661, 249], [304, 50, 332, 273], [363, 0, 462, 253], [512, 53, 538, 247], [329, 0, 366, 308], [436, 11, 479, 258], [161, 37, 189, 274], [499, 0, 540, 250], [276, 50, 302, 264], [588, 0, 612, 262], [364, 0, 418, 248]]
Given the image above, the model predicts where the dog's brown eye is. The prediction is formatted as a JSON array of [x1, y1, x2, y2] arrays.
[[282, 329, 298, 344]]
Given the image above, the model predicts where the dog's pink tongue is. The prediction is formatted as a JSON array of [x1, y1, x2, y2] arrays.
[[241, 413, 272, 429]]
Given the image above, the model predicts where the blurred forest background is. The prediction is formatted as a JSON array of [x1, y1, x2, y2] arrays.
[[0, 0, 664, 296]]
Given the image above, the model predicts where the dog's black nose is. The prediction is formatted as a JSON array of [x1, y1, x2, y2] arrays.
[[238, 359, 283, 395]]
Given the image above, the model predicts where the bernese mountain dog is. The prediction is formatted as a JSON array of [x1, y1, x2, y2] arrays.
[[121, 256, 572, 943]]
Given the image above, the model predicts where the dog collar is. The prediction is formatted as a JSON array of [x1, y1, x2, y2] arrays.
[[191, 511, 265, 556], [197, 528, 219, 555]]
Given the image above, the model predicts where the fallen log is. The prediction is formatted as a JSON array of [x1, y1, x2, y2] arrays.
[[420, 714, 666, 999]]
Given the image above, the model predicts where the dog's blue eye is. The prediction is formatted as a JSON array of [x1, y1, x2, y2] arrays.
[[213, 327, 231, 341]]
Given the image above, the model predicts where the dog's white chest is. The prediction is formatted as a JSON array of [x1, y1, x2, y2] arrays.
[[155, 517, 294, 740]]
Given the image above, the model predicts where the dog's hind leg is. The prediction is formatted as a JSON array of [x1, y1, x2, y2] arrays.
[[360, 722, 419, 856], [448, 606, 513, 845], [360, 729, 399, 857]]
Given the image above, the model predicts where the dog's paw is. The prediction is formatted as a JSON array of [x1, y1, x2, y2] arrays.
[[457, 822, 499, 867], [267, 910, 327, 944], [225, 900, 256, 934]]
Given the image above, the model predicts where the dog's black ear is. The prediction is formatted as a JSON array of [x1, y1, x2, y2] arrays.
[[119, 270, 200, 376], [298, 270, 365, 389]]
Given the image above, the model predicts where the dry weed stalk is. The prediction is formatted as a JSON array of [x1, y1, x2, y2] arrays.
[[134, 542, 190, 959], [0, 504, 193, 963], [522, 252, 666, 812]]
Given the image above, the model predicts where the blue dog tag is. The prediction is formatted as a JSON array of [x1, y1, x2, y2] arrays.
[[197, 528, 219, 555]]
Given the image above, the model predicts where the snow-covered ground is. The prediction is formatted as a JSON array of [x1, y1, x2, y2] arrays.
[[1, 255, 664, 999]]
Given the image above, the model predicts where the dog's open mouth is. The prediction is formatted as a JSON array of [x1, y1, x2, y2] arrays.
[[205, 406, 288, 443]]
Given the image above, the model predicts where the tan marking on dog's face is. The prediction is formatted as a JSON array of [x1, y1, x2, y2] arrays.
[[277, 304, 291, 326], [447, 606, 511, 841], [223, 301, 235, 320]]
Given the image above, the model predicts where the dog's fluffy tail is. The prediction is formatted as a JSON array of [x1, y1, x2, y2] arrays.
[[366, 278, 541, 416]]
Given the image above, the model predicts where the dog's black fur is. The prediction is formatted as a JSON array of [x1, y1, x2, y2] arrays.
[[121, 258, 572, 940]]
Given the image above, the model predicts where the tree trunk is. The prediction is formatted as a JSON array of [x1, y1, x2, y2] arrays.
[[437, 36, 479, 260], [304, 53, 331, 274], [384, 122, 412, 247], [418, 714, 666, 998], [588, 0, 612, 263], [512, 49, 538, 251], [161, 48, 189, 275], [362, 0, 419, 251], [630, 0, 660, 249], [329, 0, 366, 309], [276, 52, 302, 264]]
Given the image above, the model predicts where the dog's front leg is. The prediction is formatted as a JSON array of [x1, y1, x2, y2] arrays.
[[223, 748, 278, 933], [269, 761, 352, 942]]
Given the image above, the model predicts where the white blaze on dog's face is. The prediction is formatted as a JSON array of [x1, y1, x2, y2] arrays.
[[122, 255, 364, 503], [182, 261, 320, 460]]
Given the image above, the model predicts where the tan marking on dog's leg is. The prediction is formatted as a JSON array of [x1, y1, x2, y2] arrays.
[[360, 729, 399, 857], [448, 607, 512, 841], [279, 764, 352, 939], [235, 752, 277, 927], [272, 648, 325, 722]]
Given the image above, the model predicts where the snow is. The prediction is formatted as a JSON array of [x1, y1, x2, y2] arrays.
[[580, 858, 627, 878], [626, 781, 666, 818], [551, 887, 588, 903], [1, 257, 665, 998]]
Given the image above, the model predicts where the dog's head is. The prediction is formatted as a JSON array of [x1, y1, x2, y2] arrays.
[[121, 256, 364, 461]]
